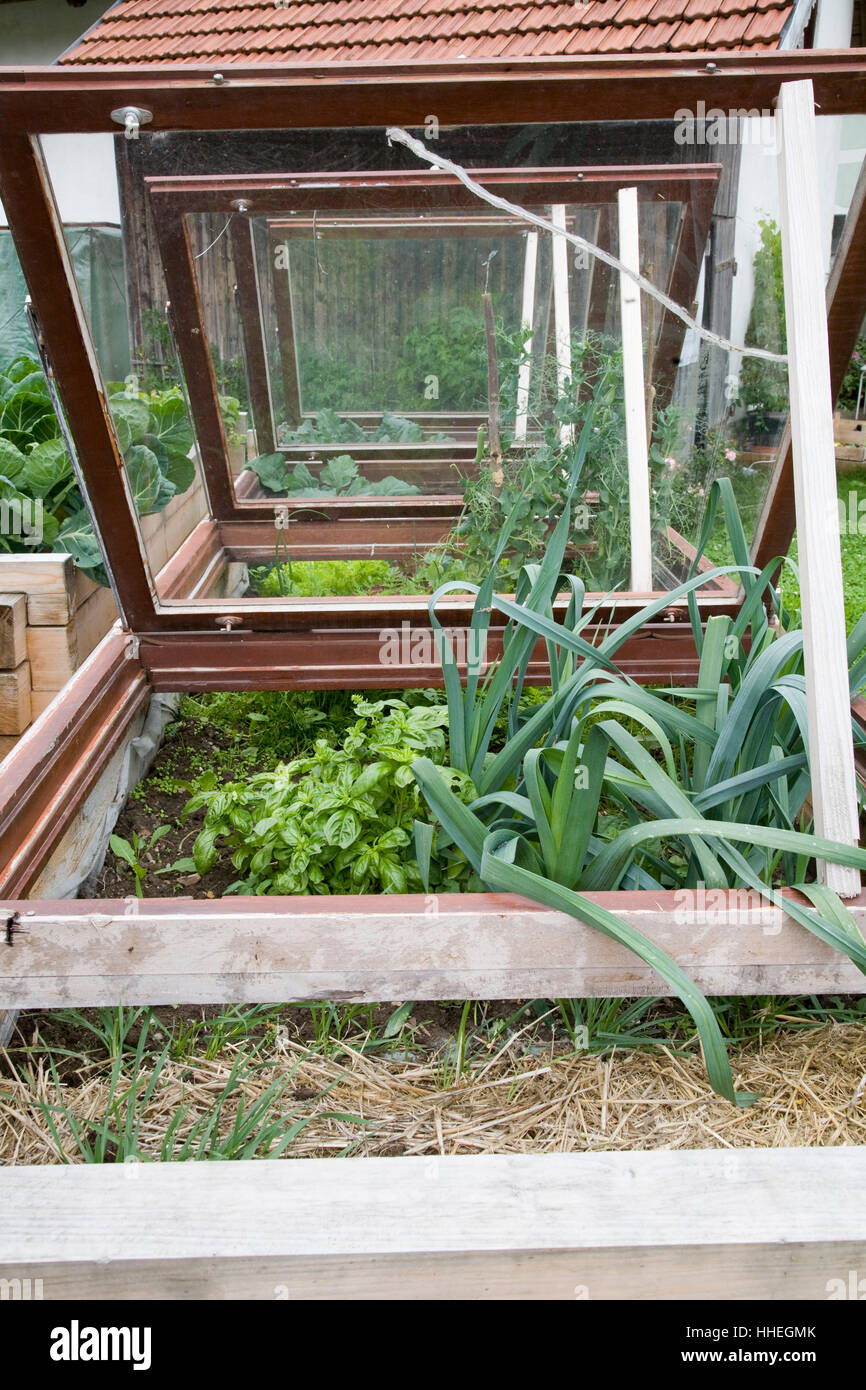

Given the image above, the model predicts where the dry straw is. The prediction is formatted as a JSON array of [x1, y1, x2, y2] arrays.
[[1, 1021, 864, 1165]]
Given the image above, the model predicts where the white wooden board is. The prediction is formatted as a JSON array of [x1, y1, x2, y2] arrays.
[[1, 1149, 863, 1300]]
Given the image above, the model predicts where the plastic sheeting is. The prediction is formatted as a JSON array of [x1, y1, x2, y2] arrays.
[[0, 226, 130, 380], [62, 692, 182, 903]]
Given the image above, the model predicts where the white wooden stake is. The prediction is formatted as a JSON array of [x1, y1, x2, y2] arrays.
[[514, 230, 538, 441], [777, 79, 861, 897], [551, 205, 573, 447], [617, 186, 653, 593]]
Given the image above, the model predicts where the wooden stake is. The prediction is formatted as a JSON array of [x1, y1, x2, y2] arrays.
[[618, 187, 653, 593], [514, 230, 538, 442], [551, 205, 573, 447], [777, 79, 861, 898], [482, 289, 502, 484]]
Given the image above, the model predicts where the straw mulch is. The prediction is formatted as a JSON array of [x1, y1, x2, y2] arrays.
[[1, 1021, 864, 1164]]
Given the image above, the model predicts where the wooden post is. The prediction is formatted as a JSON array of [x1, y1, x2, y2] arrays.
[[551, 205, 573, 447], [514, 231, 538, 441], [618, 187, 653, 593], [777, 79, 861, 898]]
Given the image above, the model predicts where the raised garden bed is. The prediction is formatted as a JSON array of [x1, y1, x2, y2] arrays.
[[1, 55, 866, 1305]]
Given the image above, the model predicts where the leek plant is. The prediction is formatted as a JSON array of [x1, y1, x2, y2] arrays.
[[412, 443, 866, 1105]]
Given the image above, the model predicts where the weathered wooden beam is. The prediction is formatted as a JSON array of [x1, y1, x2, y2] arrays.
[[1, 1149, 864, 1299], [2, 891, 864, 1008], [4, 51, 866, 132]]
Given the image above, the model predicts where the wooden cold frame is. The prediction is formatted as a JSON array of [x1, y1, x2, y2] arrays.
[[147, 164, 718, 517], [0, 130, 738, 683], [0, 58, 864, 1298]]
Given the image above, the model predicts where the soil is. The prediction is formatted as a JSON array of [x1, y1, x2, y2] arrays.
[[92, 717, 248, 901]]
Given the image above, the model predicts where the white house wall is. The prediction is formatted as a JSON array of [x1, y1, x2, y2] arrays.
[[0, 0, 119, 228]]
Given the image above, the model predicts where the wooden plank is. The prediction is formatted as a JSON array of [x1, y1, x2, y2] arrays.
[[0, 632, 147, 898], [72, 586, 120, 667], [0, 555, 74, 626], [2, 891, 864, 1008], [28, 690, 56, 721], [618, 186, 653, 593], [25, 625, 78, 693], [0, 593, 27, 669], [0, 659, 31, 736], [776, 80, 861, 898], [1, 1149, 864, 1300]]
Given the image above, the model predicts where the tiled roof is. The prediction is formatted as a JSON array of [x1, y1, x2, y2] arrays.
[[60, 0, 796, 66]]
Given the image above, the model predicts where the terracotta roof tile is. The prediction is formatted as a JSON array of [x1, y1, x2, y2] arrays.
[[59, 0, 796, 67], [648, 0, 693, 19], [613, 0, 650, 21], [668, 16, 717, 48], [707, 14, 753, 47], [745, 6, 793, 44], [631, 17, 679, 49]]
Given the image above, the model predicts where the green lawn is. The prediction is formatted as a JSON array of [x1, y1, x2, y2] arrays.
[[698, 465, 866, 637], [780, 467, 866, 635]]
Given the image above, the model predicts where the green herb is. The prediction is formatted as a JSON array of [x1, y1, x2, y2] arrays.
[[109, 825, 173, 897], [184, 697, 471, 896]]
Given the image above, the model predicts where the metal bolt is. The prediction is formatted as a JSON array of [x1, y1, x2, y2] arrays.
[[110, 105, 152, 140]]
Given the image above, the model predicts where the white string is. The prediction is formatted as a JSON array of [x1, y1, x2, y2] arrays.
[[385, 126, 788, 366], [194, 213, 235, 260]]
